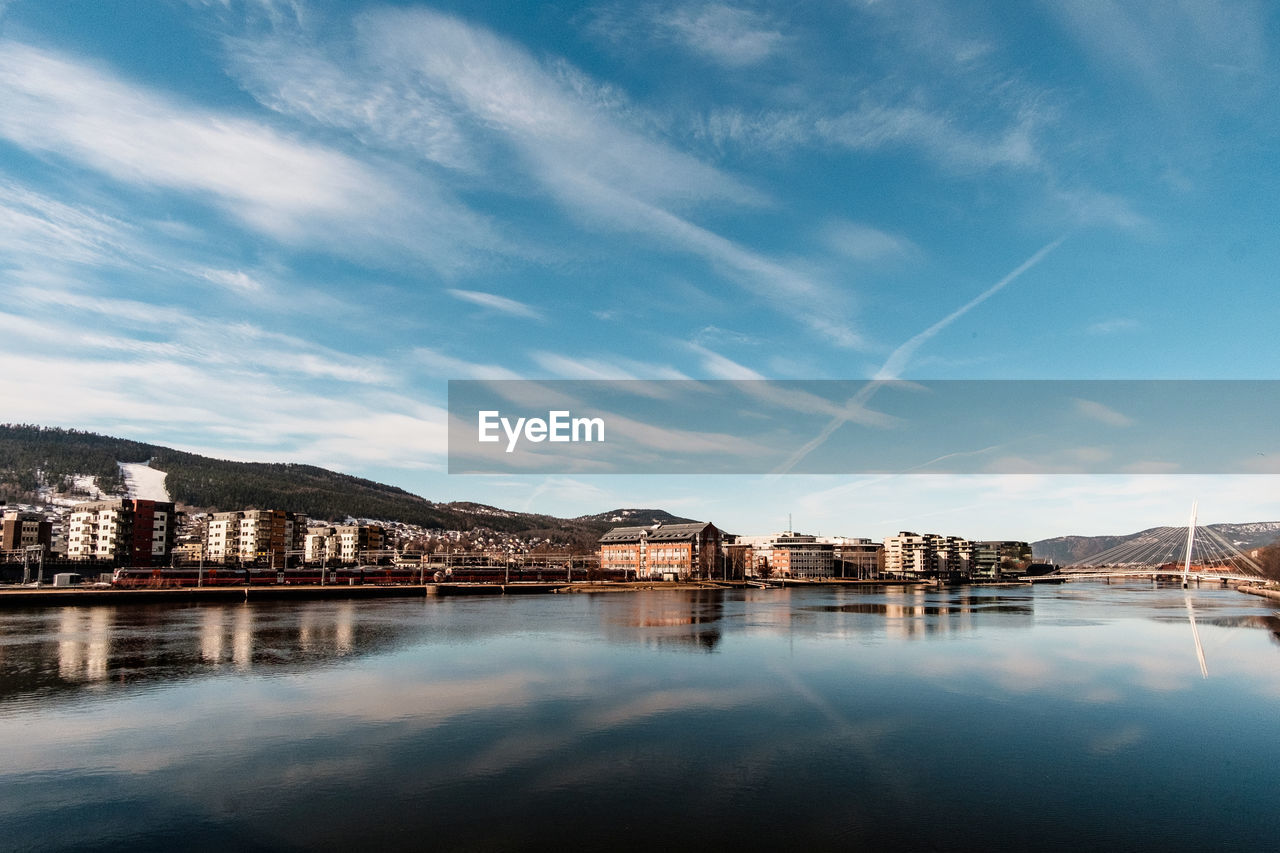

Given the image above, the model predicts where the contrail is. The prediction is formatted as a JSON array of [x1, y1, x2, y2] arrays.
[[770, 236, 1067, 475]]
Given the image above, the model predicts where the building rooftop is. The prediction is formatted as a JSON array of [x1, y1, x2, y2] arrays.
[[599, 521, 716, 544]]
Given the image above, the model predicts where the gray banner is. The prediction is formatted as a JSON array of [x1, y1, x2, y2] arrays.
[[447, 380, 1280, 475]]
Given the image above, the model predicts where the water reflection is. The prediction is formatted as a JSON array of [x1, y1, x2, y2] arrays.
[[56, 607, 111, 683], [2, 584, 1280, 852], [605, 589, 728, 651], [1201, 612, 1280, 644], [200, 606, 222, 664], [797, 587, 1036, 640], [0, 600, 423, 705]]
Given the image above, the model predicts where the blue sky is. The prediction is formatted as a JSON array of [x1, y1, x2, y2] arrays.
[[1, 0, 1277, 539]]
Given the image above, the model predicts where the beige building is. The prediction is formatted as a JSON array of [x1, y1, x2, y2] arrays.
[[305, 526, 340, 563], [304, 524, 386, 564], [206, 510, 306, 565]]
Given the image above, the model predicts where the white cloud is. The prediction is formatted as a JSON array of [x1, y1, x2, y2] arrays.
[[447, 289, 544, 320], [197, 268, 265, 293], [411, 347, 522, 381], [1047, 0, 1269, 105], [698, 101, 1043, 172], [0, 179, 138, 267], [1073, 398, 1134, 428], [227, 8, 860, 348], [226, 33, 476, 171], [821, 220, 917, 262], [7, 286, 393, 385], [1086, 318, 1141, 335], [530, 352, 689, 380], [659, 3, 785, 67], [0, 40, 501, 273], [686, 343, 764, 380], [0, 41, 379, 234], [1051, 186, 1149, 231]]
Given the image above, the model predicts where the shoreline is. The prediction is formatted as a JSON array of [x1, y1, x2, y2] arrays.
[[0, 578, 930, 607], [2, 577, 1271, 608]]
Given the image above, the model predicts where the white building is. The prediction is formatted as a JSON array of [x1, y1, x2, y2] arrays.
[[883, 532, 971, 578], [66, 499, 175, 565]]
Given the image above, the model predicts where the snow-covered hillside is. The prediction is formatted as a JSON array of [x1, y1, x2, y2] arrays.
[[118, 460, 171, 502]]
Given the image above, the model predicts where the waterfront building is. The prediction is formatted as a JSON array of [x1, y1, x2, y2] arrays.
[[883, 532, 972, 579], [305, 526, 339, 563], [66, 499, 176, 566], [205, 510, 306, 565], [757, 532, 834, 579], [723, 541, 756, 579], [834, 538, 884, 579], [305, 523, 387, 564], [336, 524, 386, 563], [970, 541, 1032, 577], [735, 532, 884, 579], [2, 510, 53, 555], [205, 511, 242, 562], [599, 521, 722, 580]]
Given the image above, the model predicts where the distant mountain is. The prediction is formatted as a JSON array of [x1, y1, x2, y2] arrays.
[[1033, 522, 1280, 565], [573, 508, 698, 527], [0, 425, 687, 545]]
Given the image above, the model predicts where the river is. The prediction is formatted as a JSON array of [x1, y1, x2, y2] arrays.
[[1, 583, 1277, 851]]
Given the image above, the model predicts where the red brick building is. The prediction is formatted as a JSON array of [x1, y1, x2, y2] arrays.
[[599, 521, 723, 580]]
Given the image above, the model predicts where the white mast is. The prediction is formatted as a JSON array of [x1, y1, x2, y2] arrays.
[[1181, 500, 1198, 589]]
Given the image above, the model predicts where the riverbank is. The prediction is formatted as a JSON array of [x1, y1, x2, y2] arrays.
[[1237, 584, 1280, 602], [0, 578, 940, 607], [0, 584, 434, 607]]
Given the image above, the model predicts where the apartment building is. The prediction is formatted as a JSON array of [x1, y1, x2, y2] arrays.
[[66, 499, 176, 566], [970, 541, 1033, 577], [206, 510, 306, 565], [2, 510, 53, 554], [304, 526, 339, 563], [305, 523, 387, 564], [883, 531, 972, 578]]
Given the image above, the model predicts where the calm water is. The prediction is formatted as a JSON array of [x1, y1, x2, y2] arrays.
[[1, 584, 1278, 852]]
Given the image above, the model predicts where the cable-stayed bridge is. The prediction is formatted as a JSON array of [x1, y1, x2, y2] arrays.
[[1046, 503, 1268, 585], [1040, 503, 1274, 678]]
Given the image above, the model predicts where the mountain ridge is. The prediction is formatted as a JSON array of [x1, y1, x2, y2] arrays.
[[1031, 521, 1280, 565], [0, 424, 690, 545]]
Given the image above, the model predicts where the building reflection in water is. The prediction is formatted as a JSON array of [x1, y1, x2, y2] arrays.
[[598, 586, 1037, 650], [11, 600, 403, 703], [57, 607, 111, 682], [233, 605, 254, 671], [796, 585, 1036, 641], [335, 602, 354, 654], [200, 607, 225, 665], [606, 589, 727, 651]]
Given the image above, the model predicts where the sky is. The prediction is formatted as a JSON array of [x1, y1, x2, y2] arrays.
[[1, 0, 1277, 541]]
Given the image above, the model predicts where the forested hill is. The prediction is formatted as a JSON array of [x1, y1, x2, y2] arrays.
[[0, 425, 666, 541]]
